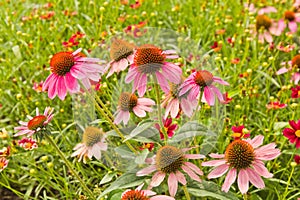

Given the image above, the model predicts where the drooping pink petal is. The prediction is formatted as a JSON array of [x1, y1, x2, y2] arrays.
[[181, 165, 201, 182], [276, 67, 289, 75], [252, 160, 273, 178], [210, 85, 224, 102], [81, 78, 91, 89], [136, 165, 157, 176], [137, 74, 148, 97], [175, 170, 187, 185], [48, 75, 59, 99], [292, 72, 300, 84], [57, 76, 67, 100], [65, 72, 79, 93], [180, 98, 194, 117], [150, 171, 166, 187], [288, 21, 298, 33], [221, 168, 237, 192], [150, 196, 175, 200], [138, 98, 156, 106], [170, 98, 179, 118], [155, 71, 170, 93], [168, 172, 178, 197], [248, 135, 264, 148], [264, 31, 273, 43], [213, 77, 230, 85], [70, 66, 86, 79], [125, 67, 139, 83], [42, 73, 56, 91], [162, 62, 182, 84], [184, 154, 205, 159], [246, 168, 265, 189], [202, 159, 226, 167], [204, 86, 215, 106], [209, 153, 225, 159], [187, 85, 200, 101], [277, 19, 286, 32], [184, 162, 203, 176], [207, 164, 229, 179], [133, 106, 147, 117], [237, 169, 249, 194]]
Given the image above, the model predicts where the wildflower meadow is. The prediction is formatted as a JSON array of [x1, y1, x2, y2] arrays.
[[1, 0, 300, 199]]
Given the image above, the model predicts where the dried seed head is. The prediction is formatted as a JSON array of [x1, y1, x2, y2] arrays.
[[156, 145, 184, 174], [82, 126, 105, 147], [110, 38, 135, 62], [256, 15, 272, 31], [119, 92, 138, 111]]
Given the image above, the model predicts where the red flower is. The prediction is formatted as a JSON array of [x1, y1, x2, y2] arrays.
[[155, 118, 178, 140], [139, 143, 154, 151], [294, 155, 300, 165], [266, 101, 287, 109], [231, 58, 240, 64], [231, 125, 250, 140], [283, 120, 300, 148], [291, 86, 300, 98], [210, 41, 222, 52], [130, 1, 141, 9], [221, 92, 233, 104]]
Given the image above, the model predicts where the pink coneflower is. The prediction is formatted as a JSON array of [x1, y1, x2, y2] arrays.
[[125, 44, 182, 97], [105, 38, 135, 78], [154, 117, 178, 140], [114, 92, 155, 125], [231, 125, 250, 140], [266, 101, 287, 110], [276, 55, 300, 84], [244, 3, 277, 14], [282, 120, 300, 148], [71, 126, 107, 163], [278, 11, 300, 33], [121, 183, 175, 200], [14, 107, 54, 137], [255, 15, 281, 43], [18, 137, 38, 150], [42, 48, 105, 100], [291, 85, 300, 98], [202, 135, 280, 194], [0, 157, 9, 172], [179, 70, 229, 106], [161, 82, 198, 118], [136, 145, 205, 197]]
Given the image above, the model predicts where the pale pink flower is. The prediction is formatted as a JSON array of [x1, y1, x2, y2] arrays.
[[121, 183, 174, 200], [71, 126, 107, 164], [202, 135, 280, 194], [114, 92, 155, 125], [18, 137, 38, 150], [255, 15, 282, 43], [105, 38, 135, 78], [278, 11, 300, 33], [276, 54, 300, 84], [14, 107, 54, 137], [136, 145, 205, 197], [244, 3, 277, 14], [0, 157, 9, 172], [125, 44, 182, 97], [42, 48, 105, 100], [161, 82, 197, 119], [179, 70, 229, 106]]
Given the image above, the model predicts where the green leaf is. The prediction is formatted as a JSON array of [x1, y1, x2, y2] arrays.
[[169, 121, 208, 143], [97, 172, 143, 199], [257, 70, 280, 88], [273, 122, 289, 131], [123, 121, 155, 142], [99, 172, 117, 185], [114, 145, 135, 159], [189, 180, 239, 200], [134, 149, 149, 164]]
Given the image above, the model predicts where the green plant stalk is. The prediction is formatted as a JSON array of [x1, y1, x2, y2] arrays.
[[153, 75, 168, 145], [44, 134, 95, 199], [282, 162, 296, 199], [182, 185, 191, 200], [191, 88, 204, 121], [243, 194, 248, 200], [95, 94, 114, 120]]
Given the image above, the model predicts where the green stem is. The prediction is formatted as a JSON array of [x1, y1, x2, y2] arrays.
[[153, 76, 168, 145], [44, 134, 95, 199], [282, 162, 296, 199], [182, 185, 191, 200], [243, 194, 248, 200], [191, 88, 204, 121], [95, 94, 114, 120]]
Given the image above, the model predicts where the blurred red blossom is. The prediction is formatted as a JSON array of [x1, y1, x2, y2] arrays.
[[231, 125, 250, 140]]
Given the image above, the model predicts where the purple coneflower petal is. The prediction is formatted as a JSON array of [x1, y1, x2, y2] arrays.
[[155, 71, 170, 93], [246, 168, 265, 189], [57, 76, 67, 100], [237, 169, 249, 194], [209, 153, 225, 159], [221, 168, 237, 192], [213, 77, 230, 85], [48, 75, 58, 99], [207, 164, 229, 179], [150, 171, 166, 187], [150, 196, 175, 200], [184, 154, 205, 159], [181, 165, 201, 182], [136, 165, 157, 176], [248, 135, 264, 148], [125, 67, 139, 83], [175, 170, 187, 185], [184, 162, 203, 175], [288, 21, 298, 33], [42, 73, 56, 91], [204, 86, 215, 105], [65, 72, 79, 93], [133, 106, 147, 117], [168, 172, 178, 197]]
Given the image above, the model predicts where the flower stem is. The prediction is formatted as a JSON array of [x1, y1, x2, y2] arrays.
[[94, 94, 114, 120], [282, 163, 295, 199], [182, 185, 191, 200], [191, 88, 204, 121], [243, 194, 248, 200], [153, 76, 168, 145], [44, 134, 95, 199]]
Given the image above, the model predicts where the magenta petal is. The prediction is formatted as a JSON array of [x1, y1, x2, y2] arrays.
[[125, 67, 139, 83], [42, 73, 55, 91], [252, 160, 273, 178], [207, 164, 229, 179], [168, 173, 178, 197], [248, 135, 264, 148], [276, 67, 289, 75], [221, 168, 237, 192], [210, 85, 224, 102], [57, 76, 67, 100], [288, 21, 298, 33], [156, 71, 170, 93], [213, 77, 230, 85], [237, 169, 249, 194], [65, 72, 79, 93], [48, 75, 58, 99], [204, 86, 215, 106], [137, 74, 147, 97], [184, 162, 203, 175]]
